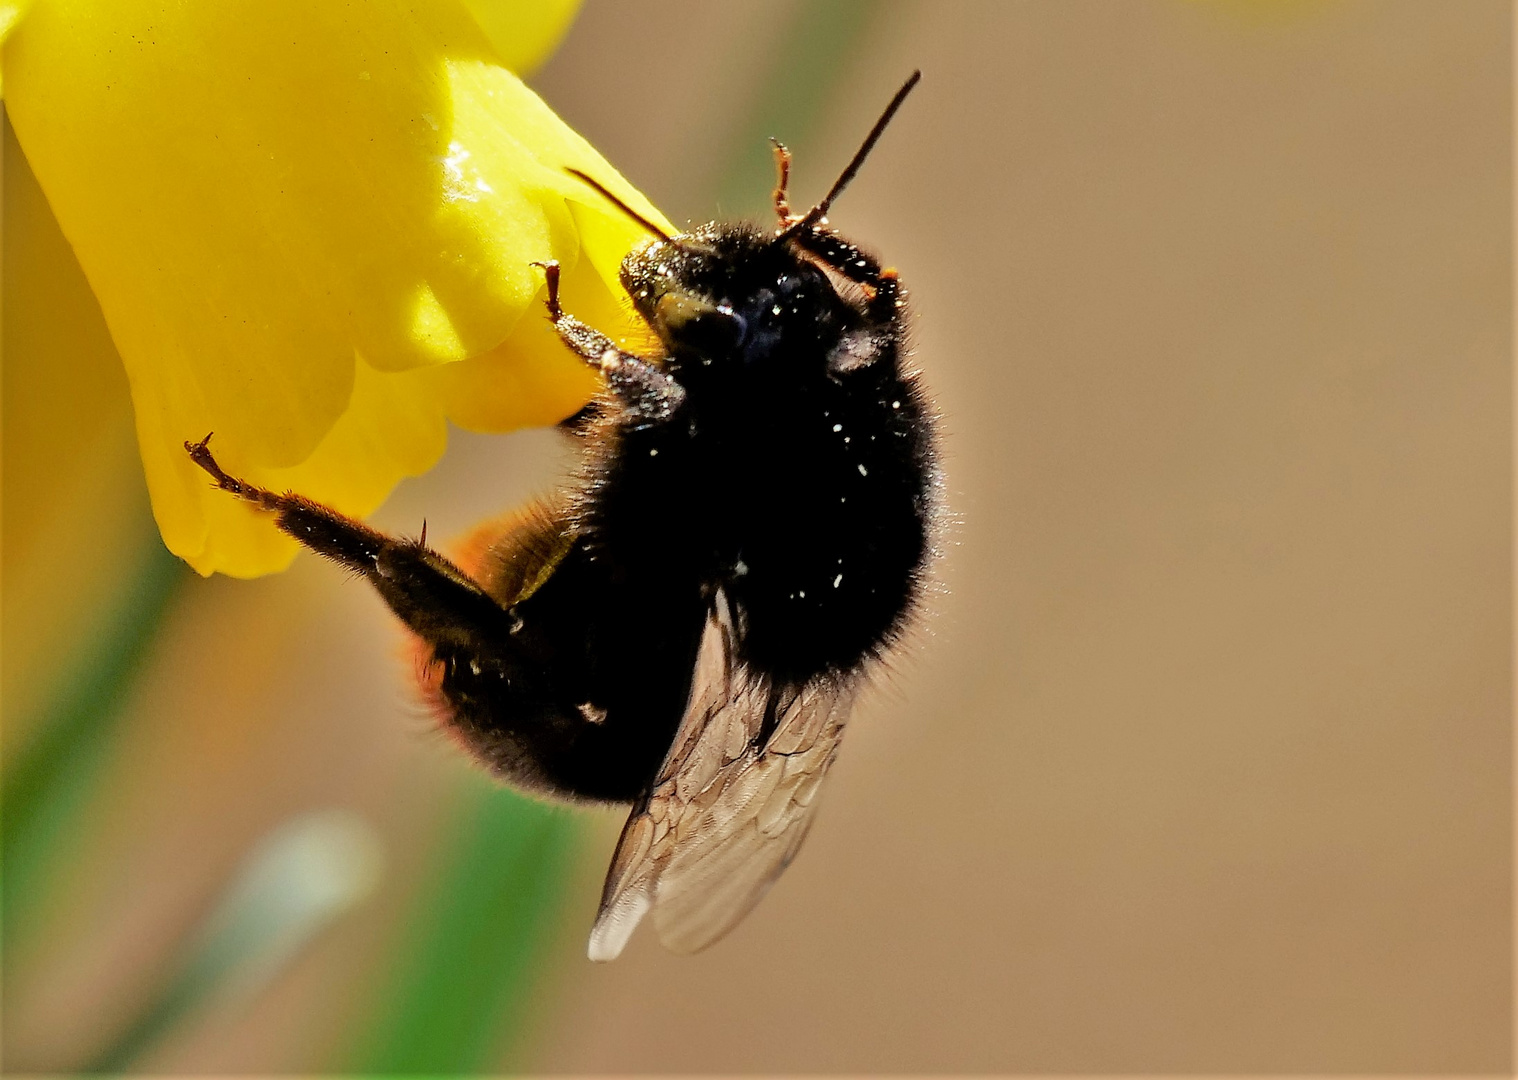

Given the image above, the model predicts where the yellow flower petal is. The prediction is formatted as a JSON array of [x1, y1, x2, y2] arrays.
[[4, 0, 671, 577], [461, 0, 580, 78], [439, 251, 620, 434]]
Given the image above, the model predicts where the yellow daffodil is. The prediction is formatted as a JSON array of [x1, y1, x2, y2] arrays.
[[4, 0, 670, 577]]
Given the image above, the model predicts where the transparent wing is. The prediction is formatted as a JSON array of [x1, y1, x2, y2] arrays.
[[588, 589, 856, 960]]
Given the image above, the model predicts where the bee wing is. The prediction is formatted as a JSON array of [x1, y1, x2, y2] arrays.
[[587, 590, 856, 961]]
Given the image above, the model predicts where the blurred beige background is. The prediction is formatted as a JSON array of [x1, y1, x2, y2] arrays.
[[5, 0, 1507, 1073], [522, 0, 1512, 1071]]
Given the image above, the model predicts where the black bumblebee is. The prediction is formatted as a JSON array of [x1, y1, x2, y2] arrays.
[[187, 72, 937, 960]]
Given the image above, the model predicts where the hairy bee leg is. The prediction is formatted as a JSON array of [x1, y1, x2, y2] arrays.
[[532, 260, 686, 423], [185, 435, 510, 646], [789, 230, 901, 321], [184, 436, 660, 797]]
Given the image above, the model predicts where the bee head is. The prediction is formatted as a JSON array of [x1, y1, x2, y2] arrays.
[[568, 71, 921, 373], [560, 171, 793, 362], [618, 225, 832, 364]]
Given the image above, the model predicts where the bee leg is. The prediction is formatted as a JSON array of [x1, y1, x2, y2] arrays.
[[531, 260, 685, 423], [184, 435, 511, 646]]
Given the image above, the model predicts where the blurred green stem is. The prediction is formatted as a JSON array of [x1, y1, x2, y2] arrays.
[[1, 541, 187, 939], [337, 782, 577, 1073], [713, 0, 884, 216]]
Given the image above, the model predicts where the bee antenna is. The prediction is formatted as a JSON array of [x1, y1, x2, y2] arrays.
[[565, 168, 674, 243], [785, 70, 921, 237]]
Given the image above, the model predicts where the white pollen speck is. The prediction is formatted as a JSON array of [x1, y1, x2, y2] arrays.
[[734, 559, 749, 576], [798, 590, 806, 598], [649, 448, 658, 456], [833, 574, 843, 588], [858, 464, 869, 477], [892, 400, 901, 409], [832, 423, 842, 432], [771, 303, 782, 316], [469, 660, 482, 675], [844, 437, 851, 444]]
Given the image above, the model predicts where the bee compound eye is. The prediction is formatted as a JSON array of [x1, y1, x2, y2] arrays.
[[655, 292, 746, 354]]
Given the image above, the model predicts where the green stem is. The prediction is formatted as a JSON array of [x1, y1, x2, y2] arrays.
[[337, 781, 578, 1074], [2, 539, 187, 940]]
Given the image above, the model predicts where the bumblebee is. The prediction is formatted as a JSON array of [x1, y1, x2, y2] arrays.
[[188, 72, 936, 959]]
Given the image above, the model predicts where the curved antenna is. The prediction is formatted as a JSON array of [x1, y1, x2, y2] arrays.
[[784, 70, 921, 237], [565, 168, 674, 242]]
